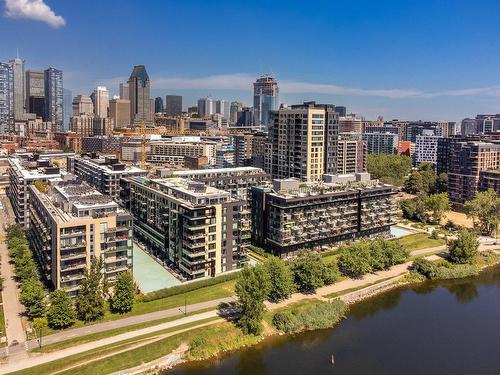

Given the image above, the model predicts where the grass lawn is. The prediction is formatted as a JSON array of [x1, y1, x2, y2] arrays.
[[396, 233, 446, 251], [14, 318, 257, 375], [33, 307, 216, 353], [0, 307, 5, 346], [12, 317, 221, 375], [39, 279, 236, 337]]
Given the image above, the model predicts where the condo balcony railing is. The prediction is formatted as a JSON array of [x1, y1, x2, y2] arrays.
[[61, 241, 86, 250]]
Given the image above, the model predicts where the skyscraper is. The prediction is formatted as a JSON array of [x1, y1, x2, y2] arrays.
[[154, 96, 164, 113], [0, 62, 14, 133], [128, 65, 153, 126], [197, 97, 214, 117], [165, 95, 182, 116], [72, 94, 94, 116], [109, 98, 130, 129], [93, 86, 109, 118], [253, 75, 279, 129], [25, 70, 45, 118], [215, 100, 230, 120], [63, 88, 72, 130], [119, 83, 129, 100], [44, 67, 64, 131], [9, 57, 25, 120], [230, 101, 243, 125]]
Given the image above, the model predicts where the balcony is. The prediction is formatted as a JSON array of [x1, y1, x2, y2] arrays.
[[60, 263, 86, 272], [61, 273, 84, 282], [60, 241, 86, 250], [60, 251, 86, 261]]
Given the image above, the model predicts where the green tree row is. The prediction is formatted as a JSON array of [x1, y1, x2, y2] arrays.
[[336, 238, 409, 278], [6, 225, 135, 330], [367, 154, 413, 186], [400, 192, 451, 224]]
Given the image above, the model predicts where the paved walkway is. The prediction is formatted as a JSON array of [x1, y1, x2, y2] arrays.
[[0, 311, 223, 374], [0, 195, 27, 359], [3, 239, 499, 373], [25, 296, 236, 350]]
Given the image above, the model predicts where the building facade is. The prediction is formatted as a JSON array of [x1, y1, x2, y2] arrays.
[[9, 58, 25, 120], [126, 177, 246, 279], [0, 62, 14, 133], [253, 75, 279, 129], [109, 98, 130, 129], [251, 175, 396, 257], [44, 67, 64, 131], [448, 141, 500, 205], [72, 94, 94, 116], [28, 180, 132, 296], [128, 65, 153, 126], [415, 135, 441, 164], [165, 95, 182, 116]]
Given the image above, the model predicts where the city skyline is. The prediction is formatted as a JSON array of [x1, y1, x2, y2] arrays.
[[2, 0, 500, 121]]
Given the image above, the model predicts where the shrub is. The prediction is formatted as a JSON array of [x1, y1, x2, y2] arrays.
[[139, 272, 240, 303], [272, 300, 347, 334]]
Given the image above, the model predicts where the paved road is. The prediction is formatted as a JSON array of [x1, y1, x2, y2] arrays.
[[0, 195, 28, 359]]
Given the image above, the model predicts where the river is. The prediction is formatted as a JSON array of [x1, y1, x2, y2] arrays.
[[171, 266, 500, 375]]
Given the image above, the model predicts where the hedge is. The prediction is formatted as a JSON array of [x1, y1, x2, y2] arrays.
[[139, 271, 240, 303]]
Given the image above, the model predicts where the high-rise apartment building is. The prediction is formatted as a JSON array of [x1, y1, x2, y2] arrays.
[[72, 94, 94, 116], [44, 67, 64, 131], [253, 75, 279, 129], [63, 89, 72, 131], [70, 114, 95, 137], [93, 86, 109, 118], [165, 95, 182, 116], [361, 132, 399, 154], [28, 180, 133, 296], [415, 135, 441, 164], [339, 115, 363, 133], [251, 175, 395, 257], [334, 106, 347, 117], [268, 102, 339, 181], [154, 97, 164, 113], [124, 177, 247, 278], [448, 141, 500, 205], [0, 62, 14, 133], [9, 57, 25, 120], [7, 156, 64, 227], [119, 83, 129, 100], [337, 139, 367, 174], [128, 65, 153, 126], [109, 98, 131, 129], [25, 70, 45, 118]]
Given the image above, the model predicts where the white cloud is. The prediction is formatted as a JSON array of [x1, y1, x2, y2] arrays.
[[141, 73, 500, 99], [4, 0, 66, 28]]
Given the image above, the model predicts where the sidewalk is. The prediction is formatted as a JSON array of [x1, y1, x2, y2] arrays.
[[0, 195, 27, 359]]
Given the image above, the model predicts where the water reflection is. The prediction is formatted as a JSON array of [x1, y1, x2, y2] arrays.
[[172, 265, 500, 375]]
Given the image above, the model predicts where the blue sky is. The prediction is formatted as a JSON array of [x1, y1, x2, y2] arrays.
[[2, 0, 500, 121]]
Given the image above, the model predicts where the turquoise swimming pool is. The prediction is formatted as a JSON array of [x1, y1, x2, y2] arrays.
[[132, 243, 181, 293], [390, 225, 416, 238]]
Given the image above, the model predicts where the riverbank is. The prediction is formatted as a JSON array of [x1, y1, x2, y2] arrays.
[[131, 252, 500, 375], [7, 246, 498, 375]]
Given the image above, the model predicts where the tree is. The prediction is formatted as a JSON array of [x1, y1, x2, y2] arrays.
[[235, 265, 271, 335], [110, 271, 135, 313], [337, 241, 373, 278], [75, 258, 106, 322], [292, 252, 327, 292], [20, 278, 47, 319], [47, 289, 76, 329], [448, 230, 479, 264], [424, 193, 451, 224], [367, 154, 413, 186], [434, 173, 448, 194], [404, 166, 437, 196], [263, 257, 295, 302], [33, 317, 48, 348], [464, 189, 500, 236], [399, 198, 426, 222]]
